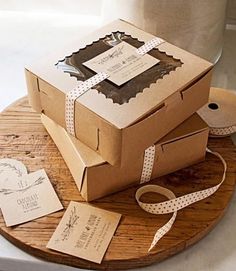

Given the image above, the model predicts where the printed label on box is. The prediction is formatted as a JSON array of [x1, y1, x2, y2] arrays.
[[83, 41, 159, 86]]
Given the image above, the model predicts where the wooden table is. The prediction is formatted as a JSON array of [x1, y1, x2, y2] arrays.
[[0, 97, 235, 270]]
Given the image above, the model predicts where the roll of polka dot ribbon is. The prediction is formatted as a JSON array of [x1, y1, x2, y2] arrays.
[[65, 37, 164, 136], [198, 88, 236, 137], [209, 126, 236, 137], [136, 148, 227, 251]]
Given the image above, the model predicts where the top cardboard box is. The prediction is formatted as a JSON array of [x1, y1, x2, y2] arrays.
[[25, 19, 213, 166]]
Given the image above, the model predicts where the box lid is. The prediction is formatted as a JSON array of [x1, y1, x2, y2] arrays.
[[29, 19, 212, 129], [158, 113, 208, 145]]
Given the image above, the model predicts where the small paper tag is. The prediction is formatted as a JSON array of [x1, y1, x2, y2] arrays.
[[83, 41, 159, 86], [47, 201, 121, 264], [0, 169, 63, 226], [0, 159, 28, 207]]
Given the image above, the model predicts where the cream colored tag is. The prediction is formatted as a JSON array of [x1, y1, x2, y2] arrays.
[[0, 159, 28, 208], [83, 41, 159, 86], [0, 169, 63, 227], [47, 201, 121, 264]]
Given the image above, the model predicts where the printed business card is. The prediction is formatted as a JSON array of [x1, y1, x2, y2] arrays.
[[83, 41, 159, 86], [47, 201, 121, 264], [0, 169, 63, 226]]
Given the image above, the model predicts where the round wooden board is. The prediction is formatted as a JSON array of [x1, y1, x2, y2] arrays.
[[0, 97, 235, 270]]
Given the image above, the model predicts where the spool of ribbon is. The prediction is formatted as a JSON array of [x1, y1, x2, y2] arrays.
[[65, 37, 164, 136], [209, 126, 236, 137], [198, 87, 236, 137], [136, 148, 227, 251]]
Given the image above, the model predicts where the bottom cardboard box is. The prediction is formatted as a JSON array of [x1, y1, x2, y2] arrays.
[[42, 114, 209, 201]]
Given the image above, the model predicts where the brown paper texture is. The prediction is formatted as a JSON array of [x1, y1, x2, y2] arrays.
[[47, 201, 121, 264], [0, 169, 63, 227], [42, 113, 209, 201], [26, 19, 213, 166]]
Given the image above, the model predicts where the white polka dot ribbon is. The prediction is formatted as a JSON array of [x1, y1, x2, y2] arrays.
[[136, 37, 165, 55], [65, 36, 164, 136], [136, 148, 227, 251], [65, 72, 109, 136], [210, 126, 236, 137], [140, 145, 156, 184]]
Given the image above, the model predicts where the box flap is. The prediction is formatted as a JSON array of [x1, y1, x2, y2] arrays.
[[41, 114, 105, 167], [25, 69, 42, 112], [69, 135, 105, 167], [27, 19, 213, 129], [158, 113, 208, 145]]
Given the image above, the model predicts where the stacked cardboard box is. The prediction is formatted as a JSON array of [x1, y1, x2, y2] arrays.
[[25, 20, 212, 201]]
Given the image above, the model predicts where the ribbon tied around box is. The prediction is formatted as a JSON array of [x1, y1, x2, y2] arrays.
[[65, 37, 164, 136], [64, 37, 229, 253]]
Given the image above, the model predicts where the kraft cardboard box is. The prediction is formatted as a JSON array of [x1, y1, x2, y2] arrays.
[[42, 113, 209, 201], [26, 19, 213, 166]]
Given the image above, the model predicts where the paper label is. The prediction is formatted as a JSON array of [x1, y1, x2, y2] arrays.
[[47, 201, 121, 264], [0, 159, 28, 208], [83, 41, 159, 86], [0, 169, 63, 226]]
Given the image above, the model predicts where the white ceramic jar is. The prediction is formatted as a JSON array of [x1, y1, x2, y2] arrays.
[[102, 0, 228, 63]]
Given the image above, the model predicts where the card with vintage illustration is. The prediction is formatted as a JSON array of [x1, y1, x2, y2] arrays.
[[47, 201, 121, 264], [0, 159, 63, 227]]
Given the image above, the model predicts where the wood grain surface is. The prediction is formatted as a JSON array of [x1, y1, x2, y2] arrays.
[[0, 97, 235, 270]]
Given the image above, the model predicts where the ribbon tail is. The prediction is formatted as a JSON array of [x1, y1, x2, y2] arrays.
[[137, 148, 227, 252], [148, 211, 177, 252]]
